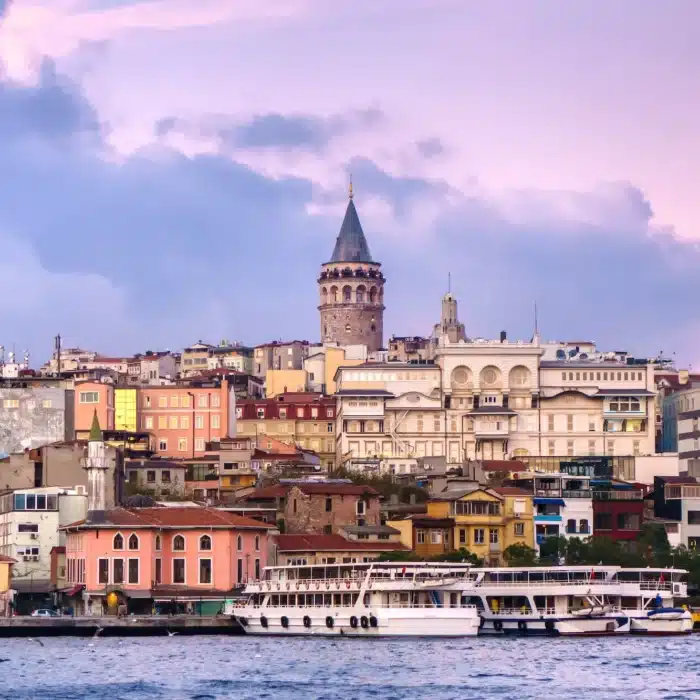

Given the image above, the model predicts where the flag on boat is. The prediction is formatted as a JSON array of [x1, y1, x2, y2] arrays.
[[590, 568, 595, 580], [659, 573, 665, 584], [401, 567, 406, 574]]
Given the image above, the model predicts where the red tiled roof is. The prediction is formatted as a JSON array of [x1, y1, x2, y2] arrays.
[[236, 396, 335, 420], [491, 487, 532, 496], [0, 554, 16, 563], [276, 534, 407, 552], [248, 483, 380, 499], [50, 546, 67, 554], [64, 507, 273, 530], [480, 460, 527, 471]]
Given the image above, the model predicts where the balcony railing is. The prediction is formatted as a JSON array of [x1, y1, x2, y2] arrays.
[[593, 490, 644, 501], [562, 489, 592, 499], [535, 489, 561, 498]]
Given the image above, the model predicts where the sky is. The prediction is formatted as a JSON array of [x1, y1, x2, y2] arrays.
[[0, 0, 699, 364]]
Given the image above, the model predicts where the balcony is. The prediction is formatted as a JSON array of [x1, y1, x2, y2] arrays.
[[593, 490, 644, 501], [534, 514, 562, 522], [562, 489, 592, 499], [535, 489, 562, 498]]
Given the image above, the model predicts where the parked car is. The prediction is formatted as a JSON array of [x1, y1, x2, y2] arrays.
[[30, 609, 59, 617]]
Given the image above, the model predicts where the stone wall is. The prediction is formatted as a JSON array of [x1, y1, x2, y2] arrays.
[[283, 486, 381, 534], [319, 304, 384, 352]]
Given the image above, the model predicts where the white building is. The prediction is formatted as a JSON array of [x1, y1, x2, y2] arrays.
[[661, 385, 700, 476], [0, 486, 87, 596], [334, 325, 656, 477]]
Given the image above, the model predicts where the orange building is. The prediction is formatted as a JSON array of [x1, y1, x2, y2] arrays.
[[75, 382, 115, 435], [139, 380, 231, 458]]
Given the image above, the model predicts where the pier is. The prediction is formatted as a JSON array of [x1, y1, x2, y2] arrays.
[[0, 615, 244, 637]]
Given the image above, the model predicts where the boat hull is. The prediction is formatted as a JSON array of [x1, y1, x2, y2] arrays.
[[480, 615, 630, 636], [629, 611, 693, 635], [235, 607, 481, 637]]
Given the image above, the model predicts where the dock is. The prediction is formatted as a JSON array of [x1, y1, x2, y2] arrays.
[[0, 615, 244, 637]]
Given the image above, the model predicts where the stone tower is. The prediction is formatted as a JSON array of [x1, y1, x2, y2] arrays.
[[318, 186, 385, 351], [84, 411, 108, 523], [433, 292, 466, 343]]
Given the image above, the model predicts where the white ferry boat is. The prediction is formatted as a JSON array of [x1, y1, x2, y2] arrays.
[[464, 566, 692, 636], [232, 562, 481, 637]]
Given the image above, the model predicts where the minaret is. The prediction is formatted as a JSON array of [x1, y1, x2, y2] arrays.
[[318, 184, 385, 351], [85, 411, 108, 522]]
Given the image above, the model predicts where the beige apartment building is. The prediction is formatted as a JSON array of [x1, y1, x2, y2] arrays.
[[334, 332, 656, 471]]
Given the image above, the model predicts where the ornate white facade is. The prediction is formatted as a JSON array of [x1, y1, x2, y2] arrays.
[[334, 336, 656, 469]]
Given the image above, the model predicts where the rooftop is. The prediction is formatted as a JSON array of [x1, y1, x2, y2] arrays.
[[63, 507, 273, 530], [329, 195, 373, 264], [247, 483, 380, 499], [276, 534, 407, 552]]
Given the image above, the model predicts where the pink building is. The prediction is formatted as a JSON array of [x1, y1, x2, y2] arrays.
[[63, 506, 271, 614], [74, 381, 115, 435]]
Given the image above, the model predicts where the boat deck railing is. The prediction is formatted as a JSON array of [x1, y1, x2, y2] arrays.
[[476, 580, 617, 588]]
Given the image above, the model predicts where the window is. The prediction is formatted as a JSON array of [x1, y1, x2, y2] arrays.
[[416, 530, 426, 544], [255, 558, 261, 579], [113, 559, 124, 584], [195, 438, 206, 452], [128, 559, 139, 584], [255, 535, 260, 551], [489, 528, 498, 544], [144, 396, 152, 408], [326, 408, 334, 418], [79, 392, 99, 404], [98, 558, 109, 584], [514, 522, 525, 537], [548, 440, 555, 456], [158, 397, 167, 408], [579, 519, 589, 534], [594, 512, 612, 530], [178, 438, 187, 452], [182, 395, 191, 408], [42, 399, 52, 408], [200, 535, 212, 551], [633, 441, 640, 456], [169, 416, 178, 429], [256, 408, 265, 419], [588, 440, 596, 456], [17, 523, 38, 533], [173, 558, 186, 584], [356, 500, 366, 515], [237, 535, 242, 551], [195, 415, 204, 429], [566, 519, 576, 533], [155, 558, 162, 584], [588, 416, 595, 431], [160, 470, 170, 484], [566, 415, 574, 431], [113, 533, 124, 550], [327, 423, 334, 433], [170, 396, 179, 408], [198, 395, 208, 408], [147, 471, 156, 483], [688, 511, 700, 525], [173, 535, 185, 551], [155, 535, 162, 551], [180, 416, 189, 429], [199, 558, 212, 584], [158, 416, 167, 429], [430, 531, 442, 544], [144, 417, 154, 430], [128, 534, 139, 550], [459, 529, 466, 545], [237, 558, 243, 583], [212, 395, 221, 408], [567, 440, 574, 456], [473, 529, 485, 545], [547, 415, 554, 431], [159, 439, 168, 451], [211, 415, 221, 430], [325, 497, 333, 512]]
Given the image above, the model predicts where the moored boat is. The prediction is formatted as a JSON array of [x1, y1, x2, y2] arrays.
[[231, 562, 481, 637]]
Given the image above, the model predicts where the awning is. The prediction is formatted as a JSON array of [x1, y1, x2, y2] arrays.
[[534, 497, 565, 506], [64, 584, 85, 597]]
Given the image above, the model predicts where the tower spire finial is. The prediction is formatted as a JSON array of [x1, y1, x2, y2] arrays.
[[448, 271, 451, 294], [348, 174, 353, 199]]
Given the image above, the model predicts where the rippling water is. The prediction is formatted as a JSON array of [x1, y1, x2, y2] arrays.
[[0, 636, 698, 700]]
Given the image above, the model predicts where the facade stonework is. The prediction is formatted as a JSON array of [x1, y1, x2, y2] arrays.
[[318, 194, 385, 352], [283, 485, 381, 534]]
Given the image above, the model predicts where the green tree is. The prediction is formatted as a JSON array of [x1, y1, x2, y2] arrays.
[[431, 548, 482, 565], [503, 543, 538, 567], [374, 550, 424, 562], [539, 536, 567, 564]]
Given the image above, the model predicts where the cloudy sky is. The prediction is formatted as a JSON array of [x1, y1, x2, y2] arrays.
[[0, 0, 698, 364]]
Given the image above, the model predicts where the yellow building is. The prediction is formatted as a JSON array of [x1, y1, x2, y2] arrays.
[[0, 554, 14, 616], [115, 388, 138, 432], [427, 487, 534, 566], [266, 369, 307, 398]]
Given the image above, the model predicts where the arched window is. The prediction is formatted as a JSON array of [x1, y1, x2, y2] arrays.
[[173, 535, 185, 551], [155, 535, 162, 551], [320, 287, 328, 305], [237, 535, 242, 552], [342, 285, 352, 302], [330, 286, 338, 303], [200, 535, 212, 551], [566, 519, 576, 534], [580, 519, 589, 534], [356, 285, 366, 302], [113, 533, 124, 550], [369, 286, 377, 303], [255, 535, 260, 552], [128, 534, 139, 550]]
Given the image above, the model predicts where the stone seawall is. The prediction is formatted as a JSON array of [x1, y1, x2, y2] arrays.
[[0, 615, 244, 637]]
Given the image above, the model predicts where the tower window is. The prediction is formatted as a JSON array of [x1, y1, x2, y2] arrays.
[[370, 324, 376, 332], [345, 324, 351, 333]]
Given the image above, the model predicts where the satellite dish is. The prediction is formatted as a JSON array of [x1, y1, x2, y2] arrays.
[[568, 348, 577, 358], [579, 353, 588, 360], [556, 349, 566, 360]]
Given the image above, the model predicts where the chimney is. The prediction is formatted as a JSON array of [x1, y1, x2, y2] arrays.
[[500, 331, 507, 343]]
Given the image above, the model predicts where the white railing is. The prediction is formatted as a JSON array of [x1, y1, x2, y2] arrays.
[[477, 579, 616, 588]]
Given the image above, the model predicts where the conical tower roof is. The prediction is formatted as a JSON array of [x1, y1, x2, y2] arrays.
[[88, 410, 102, 442], [329, 193, 373, 263]]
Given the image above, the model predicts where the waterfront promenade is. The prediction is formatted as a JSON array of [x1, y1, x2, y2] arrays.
[[0, 615, 243, 637]]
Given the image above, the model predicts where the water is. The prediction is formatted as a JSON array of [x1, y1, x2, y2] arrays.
[[0, 636, 698, 700]]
